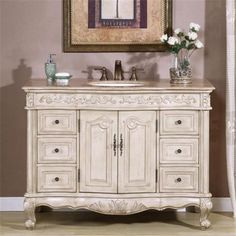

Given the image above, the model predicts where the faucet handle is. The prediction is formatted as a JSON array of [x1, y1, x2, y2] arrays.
[[129, 67, 144, 81], [94, 67, 109, 81]]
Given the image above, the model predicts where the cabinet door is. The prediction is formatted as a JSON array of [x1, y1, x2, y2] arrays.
[[118, 111, 156, 193], [80, 111, 118, 193]]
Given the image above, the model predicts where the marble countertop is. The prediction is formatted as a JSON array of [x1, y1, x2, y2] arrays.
[[23, 79, 215, 92]]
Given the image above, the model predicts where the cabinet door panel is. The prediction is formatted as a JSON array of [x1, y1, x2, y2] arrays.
[[118, 111, 156, 193], [80, 111, 117, 193]]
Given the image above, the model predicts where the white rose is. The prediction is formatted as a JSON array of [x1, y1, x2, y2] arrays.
[[188, 32, 198, 40], [167, 37, 178, 45], [190, 22, 200, 32], [195, 40, 204, 48], [160, 34, 168, 42], [174, 28, 182, 35]]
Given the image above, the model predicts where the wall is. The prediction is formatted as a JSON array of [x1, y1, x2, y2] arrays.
[[0, 0, 228, 197]]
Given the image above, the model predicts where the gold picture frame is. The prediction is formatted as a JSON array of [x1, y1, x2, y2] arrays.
[[63, 0, 172, 52]]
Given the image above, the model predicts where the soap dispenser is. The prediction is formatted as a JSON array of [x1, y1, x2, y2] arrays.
[[45, 54, 56, 82]]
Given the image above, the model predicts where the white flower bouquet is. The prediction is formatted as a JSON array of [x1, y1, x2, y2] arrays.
[[160, 23, 204, 83]]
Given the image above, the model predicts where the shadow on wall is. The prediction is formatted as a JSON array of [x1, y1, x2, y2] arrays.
[[126, 52, 168, 80], [204, 0, 228, 197], [0, 59, 32, 196]]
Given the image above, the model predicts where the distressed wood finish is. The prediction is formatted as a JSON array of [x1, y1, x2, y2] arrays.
[[23, 79, 214, 230]]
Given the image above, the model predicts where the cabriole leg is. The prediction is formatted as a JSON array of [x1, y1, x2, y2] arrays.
[[24, 198, 36, 230], [200, 198, 212, 230]]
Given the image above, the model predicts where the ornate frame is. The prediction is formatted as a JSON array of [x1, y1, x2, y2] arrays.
[[63, 0, 172, 52]]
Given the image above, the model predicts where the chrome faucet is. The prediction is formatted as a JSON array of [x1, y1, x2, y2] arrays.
[[114, 60, 124, 80]]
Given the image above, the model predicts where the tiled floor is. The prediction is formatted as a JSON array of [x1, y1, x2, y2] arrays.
[[0, 211, 235, 236]]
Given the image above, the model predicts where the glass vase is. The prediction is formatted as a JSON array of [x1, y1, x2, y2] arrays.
[[169, 52, 192, 84]]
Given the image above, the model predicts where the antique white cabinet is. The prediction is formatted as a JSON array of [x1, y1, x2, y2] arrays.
[[23, 79, 214, 230]]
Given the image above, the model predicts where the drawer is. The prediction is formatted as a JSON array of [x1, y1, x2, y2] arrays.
[[38, 137, 77, 163], [160, 111, 198, 135], [38, 110, 76, 134], [37, 166, 76, 192], [160, 167, 198, 193], [160, 138, 198, 164]]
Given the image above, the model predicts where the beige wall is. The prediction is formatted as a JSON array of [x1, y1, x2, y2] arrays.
[[0, 0, 228, 197]]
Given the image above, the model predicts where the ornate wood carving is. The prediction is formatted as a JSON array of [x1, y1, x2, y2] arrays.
[[202, 94, 211, 108], [24, 198, 36, 230], [200, 198, 212, 229], [26, 93, 34, 108], [35, 94, 200, 108], [89, 200, 147, 214]]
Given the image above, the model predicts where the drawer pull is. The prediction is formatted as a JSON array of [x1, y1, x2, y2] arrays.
[[54, 177, 60, 182], [55, 120, 60, 124], [175, 120, 182, 125], [176, 177, 182, 183], [176, 149, 182, 154], [54, 148, 59, 153]]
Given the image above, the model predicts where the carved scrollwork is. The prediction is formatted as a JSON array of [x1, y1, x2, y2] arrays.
[[36, 94, 199, 108], [200, 198, 212, 230], [89, 200, 147, 215], [88, 116, 113, 129], [161, 94, 197, 105], [26, 93, 34, 107], [202, 94, 211, 108], [24, 198, 36, 230], [39, 94, 117, 105], [126, 117, 148, 130]]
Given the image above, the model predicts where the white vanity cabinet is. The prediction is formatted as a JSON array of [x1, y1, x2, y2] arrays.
[[80, 110, 156, 194], [23, 79, 214, 230]]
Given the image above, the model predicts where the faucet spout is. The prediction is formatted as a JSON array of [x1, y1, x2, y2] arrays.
[[114, 60, 124, 80]]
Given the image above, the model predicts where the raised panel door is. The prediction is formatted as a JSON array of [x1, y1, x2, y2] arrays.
[[118, 111, 156, 193], [80, 111, 118, 193]]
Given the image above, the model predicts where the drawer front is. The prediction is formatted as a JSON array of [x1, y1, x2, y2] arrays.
[[38, 137, 76, 163], [160, 111, 198, 135], [160, 138, 198, 164], [37, 166, 76, 192], [160, 167, 198, 193], [38, 110, 76, 134]]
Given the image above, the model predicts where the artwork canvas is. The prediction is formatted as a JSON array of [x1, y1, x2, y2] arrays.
[[63, 0, 172, 52], [88, 0, 147, 29]]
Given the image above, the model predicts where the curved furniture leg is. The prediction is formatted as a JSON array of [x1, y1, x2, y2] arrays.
[[200, 198, 212, 230], [24, 198, 36, 230]]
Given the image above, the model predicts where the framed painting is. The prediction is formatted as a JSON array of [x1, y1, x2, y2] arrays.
[[63, 0, 172, 52]]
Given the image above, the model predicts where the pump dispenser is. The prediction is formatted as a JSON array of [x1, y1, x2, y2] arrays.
[[45, 54, 56, 82]]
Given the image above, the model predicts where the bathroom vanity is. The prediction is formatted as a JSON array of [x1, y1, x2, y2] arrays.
[[23, 79, 214, 230]]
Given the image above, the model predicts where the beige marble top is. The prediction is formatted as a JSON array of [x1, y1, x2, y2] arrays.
[[23, 79, 215, 92]]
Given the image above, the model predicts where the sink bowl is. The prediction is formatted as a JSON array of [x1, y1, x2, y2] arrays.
[[89, 81, 145, 87]]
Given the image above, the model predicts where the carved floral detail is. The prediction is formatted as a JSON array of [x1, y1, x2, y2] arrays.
[[37, 94, 198, 107], [119, 94, 197, 105], [89, 200, 147, 214], [202, 94, 210, 108], [26, 93, 34, 107], [39, 94, 117, 105]]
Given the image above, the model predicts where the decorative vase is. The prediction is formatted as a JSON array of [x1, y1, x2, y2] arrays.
[[169, 53, 192, 84]]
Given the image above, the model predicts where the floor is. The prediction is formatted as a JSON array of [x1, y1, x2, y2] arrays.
[[0, 211, 235, 236]]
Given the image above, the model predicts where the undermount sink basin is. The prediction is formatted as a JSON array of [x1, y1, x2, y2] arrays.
[[89, 81, 145, 87]]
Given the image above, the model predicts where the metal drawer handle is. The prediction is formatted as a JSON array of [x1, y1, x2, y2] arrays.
[[175, 120, 182, 125], [113, 134, 117, 156], [120, 134, 123, 156], [54, 148, 59, 153], [54, 177, 60, 182], [176, 149, 182, 154], [55, 120, 60, 124], [176, 177, 182, 183]]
